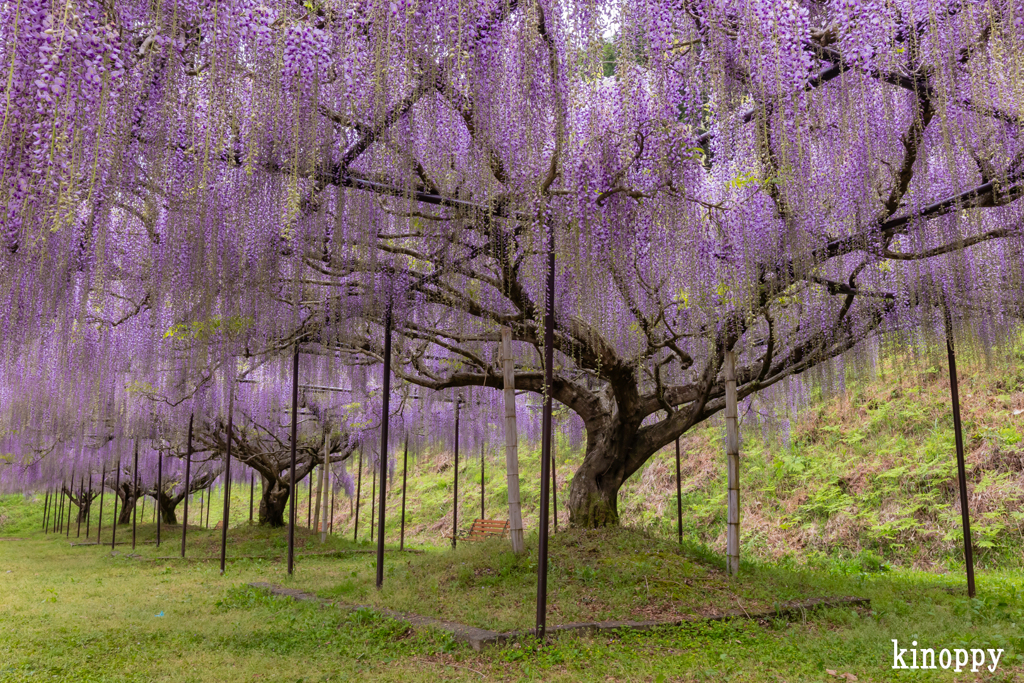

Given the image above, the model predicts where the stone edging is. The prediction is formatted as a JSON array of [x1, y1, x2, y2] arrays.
[[248, 582, 870, 652]]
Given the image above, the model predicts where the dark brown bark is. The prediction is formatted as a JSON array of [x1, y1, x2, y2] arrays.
[[259, 476, 291, 527]]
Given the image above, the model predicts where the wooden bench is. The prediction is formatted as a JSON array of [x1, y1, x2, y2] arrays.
[[448, 519, 510, 542]]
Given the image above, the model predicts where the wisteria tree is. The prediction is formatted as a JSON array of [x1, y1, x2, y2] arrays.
[[2, 0, 1023, 527]]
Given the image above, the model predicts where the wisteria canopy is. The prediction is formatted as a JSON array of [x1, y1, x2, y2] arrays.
[[2, 0, 1023, 526]]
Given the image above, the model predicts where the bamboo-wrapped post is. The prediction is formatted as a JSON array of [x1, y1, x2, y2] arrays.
[[550, 442, 557, 534], [249, 472, 254, 523], [372, 458, 380, 544], [500, 327, 525, 554], [480, 443, 485, 521], [306, 465, 313, 529], [313, 456, 324, 537], [319, 435, 329, 543], [724, 350, 740, 576], [675, 438, 683, 545], [323, 455, 331, 540]]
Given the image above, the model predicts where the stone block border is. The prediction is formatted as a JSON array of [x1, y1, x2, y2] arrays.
[[248, 582, 870, 652]]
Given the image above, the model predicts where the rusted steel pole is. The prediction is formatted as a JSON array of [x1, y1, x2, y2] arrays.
[[287, 346, 300, 575], [354, 451, 362, 542], [376, 306, 393, 589], [944, 312, 976, 598], [181, 415, 193, 558], [65, 469, 75, 539], [156, 451, 163, 548], [452, 399, 460, 549], [220, 388, 234, 574], [85, 474, 93, 538], [132, 441, 139, 550], [675, 438, 683, 545], [97, 464, 106, 543], [400, 436, 409, 551], [535, 225, 555, 639]]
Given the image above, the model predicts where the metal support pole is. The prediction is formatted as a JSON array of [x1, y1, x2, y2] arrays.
[[60, 481, 67, 534], [156, 450, 163, 548], [376, 306, 392, 589], [76, 476, 84, 537], [220, 388, 234, 574], [57, 481, 65, 534], [287, 347, 300, 575], [452, 400, 460, 549], [97, 464, 106, 543], [370, 463, 376, 543], [945, 312, 976, 598], [42, 489, 50, 533], [249, 472, 254, 523], [481, 443, 485, 521], [85, 473, 93, 538], [354, 451, 362, 542], [320, 439, 330, 543], [400, 436, 409, 551], [66, 469, 75, 539], [132, 442, 139, 550], [724, 350, 740, 577], [675, 438, 683, 545], [182, 415, 193, 558], [535, 224, 555, 639]]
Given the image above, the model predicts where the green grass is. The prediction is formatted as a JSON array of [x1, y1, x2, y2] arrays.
[[2, 341, 1024, 679], [2, 510, 1024, 682]]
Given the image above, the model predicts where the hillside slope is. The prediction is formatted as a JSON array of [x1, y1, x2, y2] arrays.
[[335, 340, 1024, 571]]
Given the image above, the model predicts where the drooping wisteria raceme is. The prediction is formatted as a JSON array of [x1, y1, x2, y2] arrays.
[[2, 1, 1023, 526]]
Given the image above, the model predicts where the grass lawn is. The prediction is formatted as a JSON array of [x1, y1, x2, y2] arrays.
[[1, 501, 1023, 682]]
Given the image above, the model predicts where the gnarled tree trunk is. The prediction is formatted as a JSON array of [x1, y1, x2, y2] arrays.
[[259, 477, 291, 527], [157, 493, 179, 525], [566, 414, 639, 528]]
